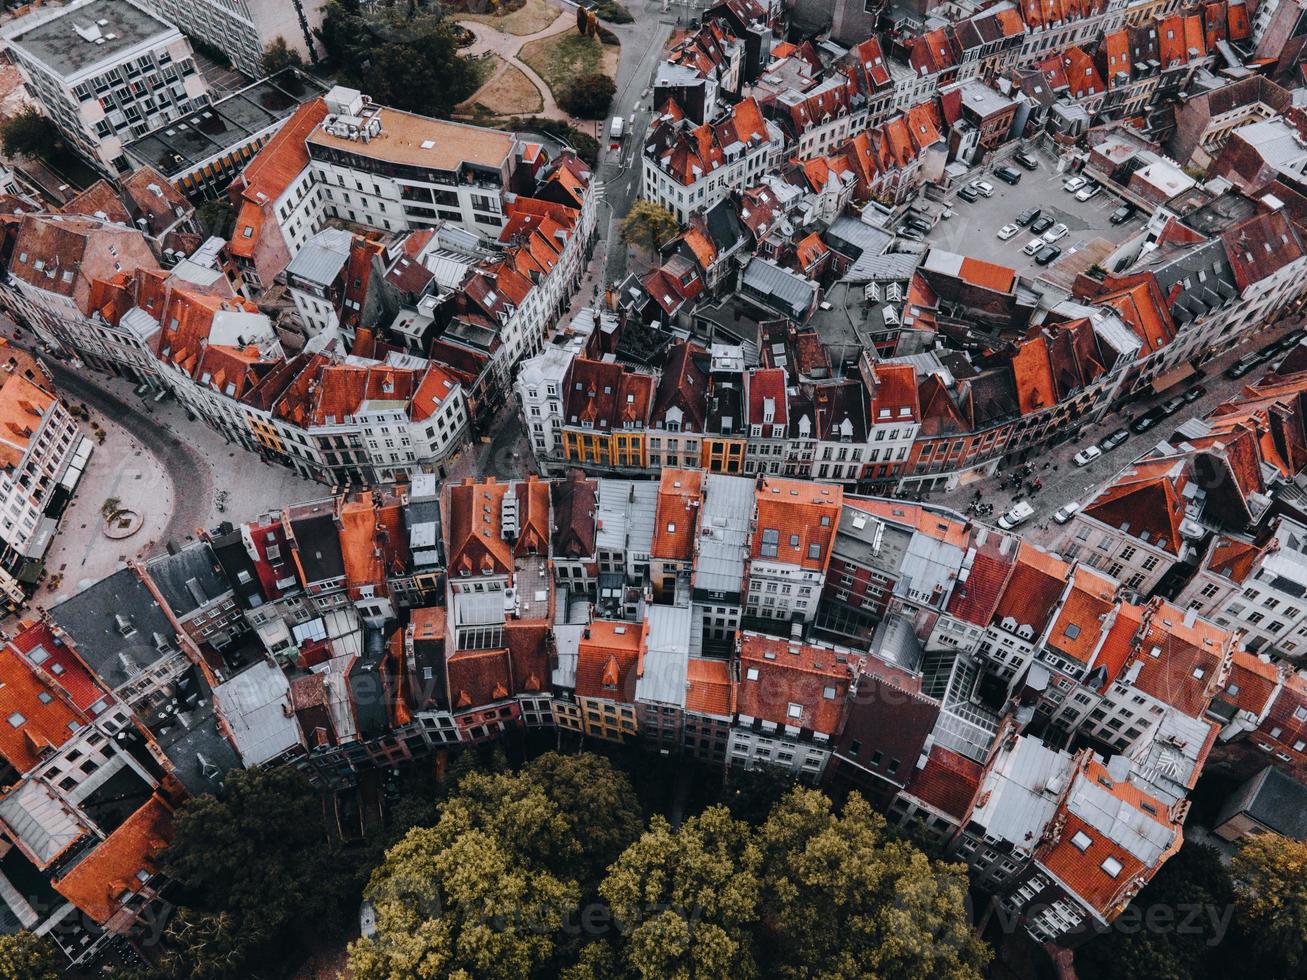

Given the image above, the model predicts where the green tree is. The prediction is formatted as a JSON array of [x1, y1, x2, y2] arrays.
[[1232, 833, 1307, 979], [350, 821, 579, 979], [525, 751, 642, 884], [1076, 842, 1236, 980], [562, 73, 617, 120], [620, 200, 679, 254], [601, 806, 761, 979], [0, 932, 60, 980], [756, 788, 989, 980], [260, 37, 304, 76], [159, 767, 362, 978], [0, 107, 60, 160], [317, 1, 479, 117]]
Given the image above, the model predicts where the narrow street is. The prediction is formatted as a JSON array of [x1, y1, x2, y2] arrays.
[[937, 313, 1307, 545]]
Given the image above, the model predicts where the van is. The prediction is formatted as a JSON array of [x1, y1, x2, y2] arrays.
[[1053, 501, 1081, 524], [609, 117, 625, 140], [998, 501, 1035, 530]]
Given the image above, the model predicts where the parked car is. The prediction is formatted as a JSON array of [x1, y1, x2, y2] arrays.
[[1159, 395, 1186, 416], [957, 185, 980, 202], [1035, 245, 1062, 266], [1109, 204, 1135, 224], [972, 180, 995, 197], [997, 223, 1020, 240], [1022, 238, 1044, 256], [1014, 150, 1039, 170], [1225, 355, 1260, 379], [995, 166, 1022, 185], [1100, 428, 1130, 451], [1063, 175, 1088, 192], [1016, 207, 1041, 226], [1130, 407, 1167, 433], [904, 217, 932, 234], [1053, 501, 1082, 524], [1074, 183, 1102, 201], [1030, 215, 1055, 234], [998, 501, 1035, 530], [1270, 332, 1303, 353], [1073, 445, 1103, 466], [1181, 384, 1207, 403], [1043, 222, 1070, 242], [897, 226, 923, 240]]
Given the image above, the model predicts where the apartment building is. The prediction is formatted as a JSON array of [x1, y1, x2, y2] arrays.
[[0, 350, 89, 607], [4, 0, 211, 175], [744, 476, 842, 628], [306, 86, 520, 237], [139, 0, 328, 78]]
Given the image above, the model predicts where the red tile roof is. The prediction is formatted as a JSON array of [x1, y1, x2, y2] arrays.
[[685, 657, 734, 716], [576, 620, 647, 702], [1129, 601, 1232, 717], [905, 744, 984, 819], [447, 648, 513, 709], [9, 621, 109, 714], [736, 633, 853, 734], [0, 644, 83, 772], [993, 544, 1070, 634], [445, 479, 513, 578], [54, 794, 174, 925], [752, 477, 842, 569], [652, 469, 703, 561]]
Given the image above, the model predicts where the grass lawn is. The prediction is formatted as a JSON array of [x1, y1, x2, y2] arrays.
[[459, 57, 544, 116], [519, 31, 618, 104], [457, 0, 561, 35]]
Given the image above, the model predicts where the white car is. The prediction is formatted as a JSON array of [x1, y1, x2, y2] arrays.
[[1043, 222, 1069, 243], [973, 180, 995, 197], [1022, 239, 1044, 256], [998, 501, 1035, 530], [1074, 184, 1102, 202], [1053, 501, 1082, 524], [1073, 445, 1103, 467], [1063, 176, 1088, 192], [941, 208, 955, 219], [997, 224, 1020, 240]]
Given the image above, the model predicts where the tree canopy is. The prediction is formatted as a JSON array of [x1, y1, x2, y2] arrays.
[[317, 1, 479, 117], [620, 200, 679, 254], [260, 37, 304, 76], [0, 108, 60, 161], [561, 73, 617, 120], [156, 767, 364, 979], [0, 932, 60, 980], [1232, 833, 1307, 979], [756, 789, 989, 980]]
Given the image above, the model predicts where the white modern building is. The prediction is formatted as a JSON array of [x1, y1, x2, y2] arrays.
[[139, 0, 328, 78], [4, 0, 211, 175]]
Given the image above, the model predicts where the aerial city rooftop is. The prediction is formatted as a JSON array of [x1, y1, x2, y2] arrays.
[[0, 0, 1302, 972]]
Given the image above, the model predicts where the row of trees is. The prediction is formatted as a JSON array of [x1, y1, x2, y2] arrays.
[[348, 752, 991, 980]]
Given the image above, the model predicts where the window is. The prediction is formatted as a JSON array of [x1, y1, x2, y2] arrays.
[[746, 667, 759, 681], [787, 703, 803, 719], [808, 543, 821, 560], [1101, 856, 1123, 877], [822, 685, 836, 699], [6, 712, 23, 727], [1071, 831, 1093, 851], [761, 528, 779, 557]]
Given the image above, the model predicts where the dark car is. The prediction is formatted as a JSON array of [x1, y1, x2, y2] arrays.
[[1109, 204, 1135, 224], [1034, 245, 1061, 266], [1016, 207, 1041, 227], [1100, 428, 1130, 451], [995, 165, 1022, 185], [1130, 407, 1167, 433], [1014, 150, 1039, 170], [1182, 384, 1207, 403], [957, 185, 979, 203], [1159, 395, 1186, 416], [904, 216, 932, 234], [1225, 355, 1260, 379], [1030, 215, 1055, 234]]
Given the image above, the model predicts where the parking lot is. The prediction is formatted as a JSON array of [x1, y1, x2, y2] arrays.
[[921, 149, 1148, 275]]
